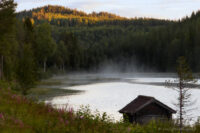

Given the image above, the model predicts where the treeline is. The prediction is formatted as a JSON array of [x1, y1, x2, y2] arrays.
[[95, 12, 200, 72], [17, 5, 173, 27], [16, 5, 176, 71], [47, 9, 200, 72], [16, 5, 200, 72]]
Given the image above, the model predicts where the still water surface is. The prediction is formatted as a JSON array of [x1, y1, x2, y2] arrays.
[[44, 73, 200, 123]]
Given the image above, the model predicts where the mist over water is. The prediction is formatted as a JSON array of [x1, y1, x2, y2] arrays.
[[96, 60, 159, 73]]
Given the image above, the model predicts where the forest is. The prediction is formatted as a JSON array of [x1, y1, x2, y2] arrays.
[[16, 5, 200, 72], [1, 1, 200, 93]]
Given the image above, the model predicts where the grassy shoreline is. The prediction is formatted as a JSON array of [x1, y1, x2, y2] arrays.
[[0, 88, 130, 133], [0, 87, 200, 132], [28, 87, 83, 101]]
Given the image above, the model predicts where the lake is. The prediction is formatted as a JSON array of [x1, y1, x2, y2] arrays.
[[43, 73, 200, 123]]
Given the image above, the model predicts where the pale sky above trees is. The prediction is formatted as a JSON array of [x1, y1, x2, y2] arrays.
[[15, 0, 200, 20]]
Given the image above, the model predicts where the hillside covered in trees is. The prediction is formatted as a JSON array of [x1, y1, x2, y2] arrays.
[[17, 5, 172, 27], [16, 5, 200, 72]]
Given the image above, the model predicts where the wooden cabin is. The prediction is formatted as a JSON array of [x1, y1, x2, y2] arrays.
[[119, 95, 176, 124]]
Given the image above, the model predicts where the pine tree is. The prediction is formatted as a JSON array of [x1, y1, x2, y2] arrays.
[[16, 17, 38, 95], [176, 57, 196, 132], [166, 56, 196, 133], [16, 43, 37, 95], [0, 0, 17, 80]]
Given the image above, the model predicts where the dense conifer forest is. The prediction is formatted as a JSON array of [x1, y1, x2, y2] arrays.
[[16, 5, 200, 72]]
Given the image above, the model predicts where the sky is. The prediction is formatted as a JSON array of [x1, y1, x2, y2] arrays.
[[14, 0, 200, 20]]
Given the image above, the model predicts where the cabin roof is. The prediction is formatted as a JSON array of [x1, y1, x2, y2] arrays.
[[119, 95, 176, 114]]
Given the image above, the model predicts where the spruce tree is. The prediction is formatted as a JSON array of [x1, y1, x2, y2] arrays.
[[0, 0, 17, 80], [166, 56, 196, 133]]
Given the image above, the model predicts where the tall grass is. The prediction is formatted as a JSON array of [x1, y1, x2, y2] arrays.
[[0, 86, 199, 133]]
